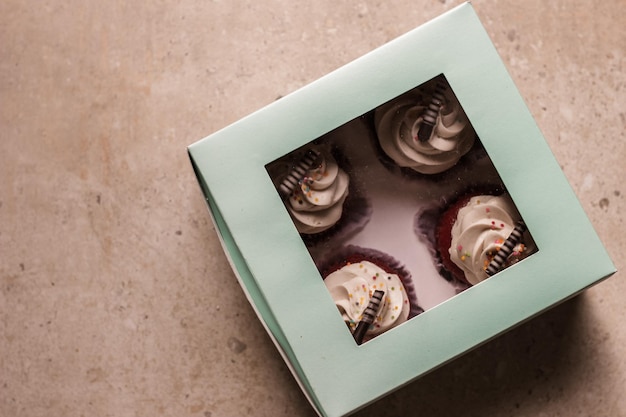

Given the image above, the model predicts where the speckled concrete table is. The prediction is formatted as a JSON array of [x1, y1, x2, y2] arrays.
[[1, 1, 624, 416]]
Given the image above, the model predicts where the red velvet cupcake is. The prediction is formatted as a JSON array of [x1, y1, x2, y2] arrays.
[[434, 192, 534, 285], [318, 246, 422, 343], [373, 75, 476, 176], [266, 143, 371, 245]]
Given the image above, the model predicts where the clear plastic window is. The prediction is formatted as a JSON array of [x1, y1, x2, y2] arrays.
[[266, 74, 537, 344]]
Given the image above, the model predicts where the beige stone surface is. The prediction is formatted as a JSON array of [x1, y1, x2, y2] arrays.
[[1, 0, 624, 416]]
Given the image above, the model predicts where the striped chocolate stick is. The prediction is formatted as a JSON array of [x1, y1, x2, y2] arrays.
[[353, 290, 385, 345], [417, 78, 447, 142], [486, 220, 527, 276], [278, 148, 320, 197]]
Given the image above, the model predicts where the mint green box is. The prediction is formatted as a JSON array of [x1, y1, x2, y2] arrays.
[[188, 3, 615, 416]]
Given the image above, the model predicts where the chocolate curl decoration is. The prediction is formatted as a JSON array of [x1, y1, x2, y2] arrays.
[[278, 148, 320, 197], [353, 290, 385, 345], [417, 79, 447, 142], [486, 220, 528, 276]]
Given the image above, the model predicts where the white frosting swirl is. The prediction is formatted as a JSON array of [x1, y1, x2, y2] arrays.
[[285, 148, 349, 234], [449, 195, 529, 285], [324, 260, 410, 336], [375, 88, 475, 174]]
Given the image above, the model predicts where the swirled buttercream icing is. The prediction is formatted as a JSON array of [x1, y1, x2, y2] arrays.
[[324, 261, 410, 336], [374, 85, 475, 174], [449, 195, 529, 285], [285, 148, 350, 234]]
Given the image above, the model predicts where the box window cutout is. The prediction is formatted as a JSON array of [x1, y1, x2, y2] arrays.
[[266, 74, 538, 344]]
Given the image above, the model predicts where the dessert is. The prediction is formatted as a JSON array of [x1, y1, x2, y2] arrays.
[[320, 246, 422, 343], [436, 193, 533, 285], [273, 145, 351, 234], [373, 76, 476, 174]]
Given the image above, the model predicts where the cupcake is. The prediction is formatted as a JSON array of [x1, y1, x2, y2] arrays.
[[373, 75, 476, 175], [268, 144, 350, 234], [319, 246, 422, 343], [268, 143, 371, 243], [434, 193, 534, 286], [281, 145, 350, 234]]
